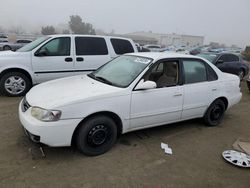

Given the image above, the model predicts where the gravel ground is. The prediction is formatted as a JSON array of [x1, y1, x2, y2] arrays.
[[0, 82, 250, 188]]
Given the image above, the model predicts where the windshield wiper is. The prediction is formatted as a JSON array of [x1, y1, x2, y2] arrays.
[[95, 76, 114, 86]]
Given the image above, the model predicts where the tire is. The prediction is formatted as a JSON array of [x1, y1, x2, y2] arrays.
[[76, 115, 117, 156], [3, 45, 11, 51], [204, 99, 226, 126], [0, 72, 31, 97], [238, 69, 245, 81]]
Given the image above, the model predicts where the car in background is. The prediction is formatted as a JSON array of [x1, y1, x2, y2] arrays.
[[197, 52, 249, 80], [0, 39, 32, 51], [19, 52, 242, 156], [0, 34, 138, 96], [0, 34, 8, 43], [143, 44, 162, 52]]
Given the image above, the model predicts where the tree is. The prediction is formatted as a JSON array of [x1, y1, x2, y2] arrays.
[[8, 26, 25, 34], [41, 26, 56, 35], [68, 15, 95, 35]]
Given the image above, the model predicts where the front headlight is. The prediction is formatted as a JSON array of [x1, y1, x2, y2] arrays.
[[31, 107, 61, 122]]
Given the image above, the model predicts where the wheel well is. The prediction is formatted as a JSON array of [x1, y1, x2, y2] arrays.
[[0, 68, 33, 85], [216, 97, 228, 110], [71, 111, 123, 146]]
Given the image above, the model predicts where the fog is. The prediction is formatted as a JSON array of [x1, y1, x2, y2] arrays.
[[1, 0, 249, 47]]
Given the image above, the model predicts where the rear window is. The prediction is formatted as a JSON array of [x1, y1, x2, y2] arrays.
[[75, 37, 108, 55], [110, 38, 134, 55]]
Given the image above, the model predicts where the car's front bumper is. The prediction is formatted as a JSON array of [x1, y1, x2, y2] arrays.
[[18, 100, 82, 147]]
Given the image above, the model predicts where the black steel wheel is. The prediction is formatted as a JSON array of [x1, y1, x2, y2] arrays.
[[76, 115, 117, 156], [204, 99, 226, 126]]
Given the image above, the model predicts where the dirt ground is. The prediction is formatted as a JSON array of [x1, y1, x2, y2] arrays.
[[0, 83, 250, 188]]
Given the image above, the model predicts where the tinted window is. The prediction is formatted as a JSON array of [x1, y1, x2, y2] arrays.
[[183, 60, 207, 84], [206, 65, 218, 81], [111, 38, 134, 55], [75, 37, 108, 55], [218, 54, 239, 62], [38, 37, 70, 56]]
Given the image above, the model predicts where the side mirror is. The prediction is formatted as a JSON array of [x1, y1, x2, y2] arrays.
[[217, 59, 223, 64], [135, 80, 157, 90], [34, 49, 47, 57]]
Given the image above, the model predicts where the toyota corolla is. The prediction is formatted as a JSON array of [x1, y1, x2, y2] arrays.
[[19, 52, 242, 156]]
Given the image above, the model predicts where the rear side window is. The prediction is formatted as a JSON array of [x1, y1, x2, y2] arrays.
[[111, 38, 134, 55], [207, 65, 218, 81], [183, 59, 207, 84], [75, 37, 108, 55]]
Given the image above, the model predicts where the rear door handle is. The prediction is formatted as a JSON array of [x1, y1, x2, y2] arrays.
[[173, 93, 182, 97], [76, 57, 84, 62], [212, 88, 217, 91], [65, 57, 73, 62]]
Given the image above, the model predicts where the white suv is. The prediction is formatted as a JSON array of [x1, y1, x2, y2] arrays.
[[0, 35, 137, 96]]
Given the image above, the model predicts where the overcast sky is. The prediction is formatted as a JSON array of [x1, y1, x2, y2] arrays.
[[1, 0, 249, 47]]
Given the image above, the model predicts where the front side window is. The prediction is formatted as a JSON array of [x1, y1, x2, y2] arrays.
[[111, 38, 134, 55], [75, 37, 108, 55], [37, 37, 70, 56], [183, 59, 207, 84], [89, 55, 152, 87], [144, 61, 179, 88]]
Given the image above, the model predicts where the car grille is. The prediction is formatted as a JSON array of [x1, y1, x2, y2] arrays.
[[21, 97, 30, 112]]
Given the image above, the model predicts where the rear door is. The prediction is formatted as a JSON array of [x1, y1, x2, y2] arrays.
[[181, 58, 219, 119], [32, 36, 74, 83], [73, 36, 111, 75]]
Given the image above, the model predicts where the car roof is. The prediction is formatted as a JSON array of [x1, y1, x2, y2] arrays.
[[47, 34, 134, 41], [127, 52, 201, 61]]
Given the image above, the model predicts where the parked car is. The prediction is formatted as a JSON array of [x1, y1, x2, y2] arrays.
[[0, 39, 32, 51], [143, 44, 162, 52], [0, 34, 8, 43], [197, 52, 249, 80], [0, 35, 137, 96], [19, 52, 242, 156]]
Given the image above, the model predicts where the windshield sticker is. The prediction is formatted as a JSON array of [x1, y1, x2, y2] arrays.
[[134, 57, 151, 64]]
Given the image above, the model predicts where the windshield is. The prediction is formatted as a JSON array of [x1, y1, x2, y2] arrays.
[[17, 36, 50, 52], [197, 53, 217, 63], [89, 55, 152, 87]]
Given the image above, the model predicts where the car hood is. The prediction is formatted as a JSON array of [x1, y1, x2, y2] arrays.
[[0, 50, 29, 57], [26, 75, 125, 109]]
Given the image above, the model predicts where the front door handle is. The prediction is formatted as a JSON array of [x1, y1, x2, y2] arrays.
[[76, 57, 84, 62], [65, 57, 73, 62]]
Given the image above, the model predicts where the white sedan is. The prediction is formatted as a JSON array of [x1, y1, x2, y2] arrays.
[[19, 52, 242, 156]]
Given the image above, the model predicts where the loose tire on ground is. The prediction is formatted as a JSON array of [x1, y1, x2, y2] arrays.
[[204, 99, 226, 126], [76, 115, 117, 156], [0, 72, 31, 97]]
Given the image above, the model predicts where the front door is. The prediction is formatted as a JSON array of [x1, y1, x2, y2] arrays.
[[130, 60, 183, 130], [32, 37, 74, 83]]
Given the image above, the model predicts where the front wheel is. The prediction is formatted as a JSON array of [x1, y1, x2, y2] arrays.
[[204, 99, 226, 126], [76, 115, 117, 156], [0, 72, 31, 97], [3, 45, 11, 51]]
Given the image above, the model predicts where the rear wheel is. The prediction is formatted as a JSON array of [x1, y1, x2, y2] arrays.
[[0, 72, 31, 96], [204, 99, 225, 126], [76, 115, 117, 156]]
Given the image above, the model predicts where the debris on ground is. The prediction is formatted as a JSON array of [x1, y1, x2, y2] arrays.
[[161, 142, 173, 155], [222, 150, 250, 168]]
